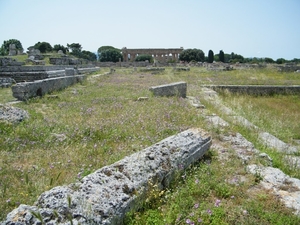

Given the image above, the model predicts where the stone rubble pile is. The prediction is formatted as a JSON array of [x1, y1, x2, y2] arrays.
[[0, 104, 29, 124]]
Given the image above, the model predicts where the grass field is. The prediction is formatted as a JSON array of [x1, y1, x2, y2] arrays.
[[0, 66, 300, 224]]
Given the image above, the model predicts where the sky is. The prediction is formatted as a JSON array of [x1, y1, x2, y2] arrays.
[[0, 0, 299, 60]]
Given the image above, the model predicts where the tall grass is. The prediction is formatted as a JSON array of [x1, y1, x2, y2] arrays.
[[0, 67, 300, 223], [219, 93, 300, 144]]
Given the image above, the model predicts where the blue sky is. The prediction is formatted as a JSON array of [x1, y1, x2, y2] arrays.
[[0, 0, 299, 60]]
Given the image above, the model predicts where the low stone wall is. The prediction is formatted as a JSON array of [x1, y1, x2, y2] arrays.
[[0, 57, 24, 66], [0, 65, 73, 72], [205, 85, 300, 95], [49, 57, 90, 65], [140, 67, 165, 72], [276, 65, 300, 72], [0, 66, 100, 82], [149, 82, 187, 98], [1, 71, 49, 82], [77, 67, 100, 74], [2, 128, 211, 225], [12, 74, 86, 101]]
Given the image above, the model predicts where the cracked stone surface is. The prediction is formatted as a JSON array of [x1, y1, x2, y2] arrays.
[[0, 104, 29, 123], [1, 128, 211, 225]]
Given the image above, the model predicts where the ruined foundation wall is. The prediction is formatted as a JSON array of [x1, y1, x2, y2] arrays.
[[0, 66, 99, 82], [12, 74, 86, 101], [149, 82, 187, 98], [205, 85, 300, 95]]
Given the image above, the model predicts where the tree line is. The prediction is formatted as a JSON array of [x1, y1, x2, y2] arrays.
[[0, 39, 97, 62], [1, 39, 299, 64], [179, 49, 300, 65]]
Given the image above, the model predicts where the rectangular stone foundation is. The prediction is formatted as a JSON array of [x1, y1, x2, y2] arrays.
[[149, 81, 187, 98], [12, 75, 86, 101]]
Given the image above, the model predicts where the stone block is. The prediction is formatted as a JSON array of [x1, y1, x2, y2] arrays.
[[149, 81, 187, 98], [1, 128, 211, 225], [65, 68, 75, 76], [11, 75, 86, 101], [0, 77, 16, 88]]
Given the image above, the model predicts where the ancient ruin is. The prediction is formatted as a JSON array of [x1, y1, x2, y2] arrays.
[[10, 66, 99, 101], [149, 82, 187, 98], [204, 85, 300, 95], [12, 72, 86, 101], [8, 44, 23, 56], [121, 47, 183, 62], [2, 129, 211, 225]]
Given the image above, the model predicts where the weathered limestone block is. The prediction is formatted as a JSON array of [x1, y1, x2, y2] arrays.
[[46, 70, 66, 78], [12, 75, 86, 101], [8, 44, 17, 56], [149, 81, 187, 98], [2, 128, 211, 225], [49, 57, 82, 65], [0, 57, 24, 66], [0, 77, 16, 88], [247, 164, 300, 214], [77, 67, 100, 74], [65, 68, 76, 76], [0, 104, 29, 123]]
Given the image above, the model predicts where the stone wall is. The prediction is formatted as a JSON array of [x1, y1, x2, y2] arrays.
[[276, 64, 300, 72], [0, 57, 24, 66], [1, 128, 211, 225], [0, 66, 100, 82], [149, 82, 187, 98], [12, 74, 86, 101], [49, 57, 89, 65], [0, 65, 95, 72], [0, 77, 16, 88], [205, 85, 300, 95]]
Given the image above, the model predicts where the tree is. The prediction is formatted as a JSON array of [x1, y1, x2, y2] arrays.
[[135, 54, 153, 63], [276, 58, 286, 64], [264, 57, 274, 63], [179, 49, 205, 62], [0, 39, 23, 56], [99, 49, 123, 62], [53, 44, 68, 54], [219, 50, 225, 63], [67, 43, 82, 57], [208, 50, 214, 63], [97, 46, 118, 56], [229, 52, 244, 63], [33, 42, 53, 53], [81, 50, 97, 61]]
